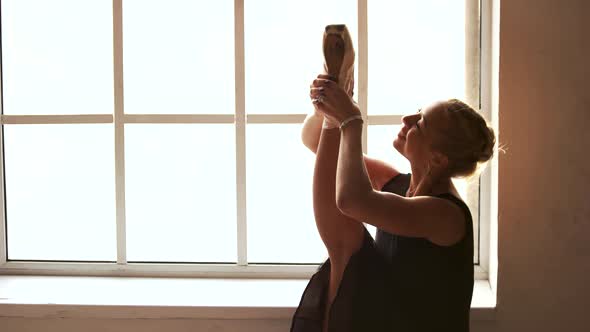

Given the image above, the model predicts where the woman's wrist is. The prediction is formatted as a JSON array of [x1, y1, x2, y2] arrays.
[[339, 114, 364, 130], [322, 117, 340, 129]]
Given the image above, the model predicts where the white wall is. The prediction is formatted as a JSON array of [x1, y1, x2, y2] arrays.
[[2, 0, 590, 331]]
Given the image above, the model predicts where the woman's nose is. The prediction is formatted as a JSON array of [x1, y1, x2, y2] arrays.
[[401, 115, 410, 125], [402, 114, 417, 126]]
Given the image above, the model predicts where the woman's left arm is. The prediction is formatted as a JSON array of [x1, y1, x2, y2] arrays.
[[313, 78, 465, 246], [337, 122, 465, 246]]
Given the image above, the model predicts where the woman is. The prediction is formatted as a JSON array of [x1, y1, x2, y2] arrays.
[[291, 74, 495, 332]]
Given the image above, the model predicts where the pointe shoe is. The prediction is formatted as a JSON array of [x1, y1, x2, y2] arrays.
[[322, 24, 355, 96]]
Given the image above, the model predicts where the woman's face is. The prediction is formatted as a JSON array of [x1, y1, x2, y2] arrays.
[[393, 101, 448, 168]]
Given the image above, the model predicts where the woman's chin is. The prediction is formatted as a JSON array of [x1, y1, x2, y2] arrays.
[[393, 138, 404, 154]]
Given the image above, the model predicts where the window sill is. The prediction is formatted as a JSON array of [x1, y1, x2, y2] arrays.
[[0, 275, 496, 321]]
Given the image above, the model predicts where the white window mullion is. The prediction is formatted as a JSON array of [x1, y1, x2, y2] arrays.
[[358, 0, 368, 153], [465, 0, 481, 110], [478, 0, 494, 274], [0, 261, 488, 279], [465, 0, 482, 265], [366, 115, 403, 125], [113, 0, 127, 265], [246, 114, 305, 124], [234, 0, 247, 266], [123, 114, 234, 124], [1, 114, 113, 124], [0, 65, 6, 264]]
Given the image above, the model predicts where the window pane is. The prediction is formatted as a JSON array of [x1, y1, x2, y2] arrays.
[[246, 125, 326, 263], [125, 124, 236, 262], [368, 0, 465, 115], [1, 0, 113, 115], [123, 0, 234, 114], [453, 178, 469, 202], [245, 0, 357, 114], [366, 125, 407, 238], [5, 125, 115, 261], [452, 176, 480, 263]]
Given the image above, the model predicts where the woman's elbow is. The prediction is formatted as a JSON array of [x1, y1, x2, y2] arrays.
[[336, 191, 361, 216], [336, 189, 374, 217], [335, 193, 349, 213]]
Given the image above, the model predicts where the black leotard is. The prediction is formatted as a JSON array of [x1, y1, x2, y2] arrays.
[[291, 173, 474, 332]]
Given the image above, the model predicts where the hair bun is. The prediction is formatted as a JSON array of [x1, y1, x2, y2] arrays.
[[440, 99, 497, 178], [477, 126, 496, 162]]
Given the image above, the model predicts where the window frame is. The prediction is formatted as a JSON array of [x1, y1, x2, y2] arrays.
[[0, 0, 491, 280]]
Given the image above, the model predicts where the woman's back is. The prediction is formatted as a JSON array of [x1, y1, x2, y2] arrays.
[[376, 173, 474, 331]]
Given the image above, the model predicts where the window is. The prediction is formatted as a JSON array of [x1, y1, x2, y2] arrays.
[[0, 0, 487, 278]]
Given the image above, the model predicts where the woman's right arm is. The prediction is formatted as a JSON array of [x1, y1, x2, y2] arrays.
[[301, 111, 400, 190]]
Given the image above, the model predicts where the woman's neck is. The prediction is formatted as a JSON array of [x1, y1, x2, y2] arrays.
[[407, 164, 453, 197], [407, 166, 424, 197]]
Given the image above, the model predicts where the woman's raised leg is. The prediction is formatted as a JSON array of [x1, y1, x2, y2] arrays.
[[313, 125, 365, 331]]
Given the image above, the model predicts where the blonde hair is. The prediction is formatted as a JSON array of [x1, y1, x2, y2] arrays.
[[432, 99, 496, 178]]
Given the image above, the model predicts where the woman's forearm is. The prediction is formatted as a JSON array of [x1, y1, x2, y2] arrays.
[[336, 121, 373, 208]]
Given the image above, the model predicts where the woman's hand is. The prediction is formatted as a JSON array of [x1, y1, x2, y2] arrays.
[[309, 75, 360, 126]]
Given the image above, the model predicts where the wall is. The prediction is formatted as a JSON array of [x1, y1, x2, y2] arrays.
[[2, 0, 590, 331], [482, 0, 590, 331]]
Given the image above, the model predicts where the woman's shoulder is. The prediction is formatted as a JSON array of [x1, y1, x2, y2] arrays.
[[380, 172, 411, 194], [435, 193, 470, 217], [432, 193, 474, 245]]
